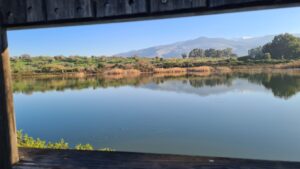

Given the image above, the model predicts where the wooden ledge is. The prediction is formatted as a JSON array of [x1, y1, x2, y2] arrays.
[[14, 148, 300, 169]]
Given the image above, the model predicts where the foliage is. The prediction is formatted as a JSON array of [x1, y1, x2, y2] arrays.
[[189, 48, 205, 58], [17, 130, 68, 149], [249, 33, 300, 60], [263, 53, 272, 60], [99, 148, 115, 152], [262, 33, 300, 59], [11, 56, 241, 74], [17, 130, 113, 151], [181, 53, 188, 59], [188, 48, 236, 58], [47, 140, 69, 149], [75, 144, 94, 150], [248, 46, 264, 59]]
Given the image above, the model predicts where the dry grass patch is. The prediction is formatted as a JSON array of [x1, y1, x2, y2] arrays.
[[214, 67, 232, 74], [188, 72, 211, 76], [187, 66, 214, 73], [274, 61, 300, 69], [124, 69, 141, 75], [153, 72, 187, 78], [154, 67, 187, 74], [103, 69, 141, 75]]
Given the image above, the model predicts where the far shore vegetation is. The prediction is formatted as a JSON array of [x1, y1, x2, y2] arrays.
[[17, 130, 114, 151], [11, 33, 300, 77]]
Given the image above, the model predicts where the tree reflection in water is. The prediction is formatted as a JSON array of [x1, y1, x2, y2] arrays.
[[13, 71, 300, 99]]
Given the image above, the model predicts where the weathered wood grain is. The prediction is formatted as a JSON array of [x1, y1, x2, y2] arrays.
[[14, 148, 300, 169], [26, 0, 45, 23], [209, 0, 273, 8], [95, 0, 147, 17], [2, 0, 300, 29], [0, 0, 45, 24], [45, 0, 94, 21], [150, 0, 207, 13], [0, 0, 26, 25], [0, 27, 19, 169]]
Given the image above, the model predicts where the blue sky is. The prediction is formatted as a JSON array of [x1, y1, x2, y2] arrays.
[[7, 7, 300, 57]]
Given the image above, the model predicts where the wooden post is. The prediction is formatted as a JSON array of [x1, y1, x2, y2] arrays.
[[0, 27, 19, 169]]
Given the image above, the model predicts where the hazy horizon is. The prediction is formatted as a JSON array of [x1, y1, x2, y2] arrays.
[[10, 33, 299, 58]]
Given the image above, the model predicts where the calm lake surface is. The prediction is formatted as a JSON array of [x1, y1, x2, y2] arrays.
[[13, 71, 300, 161]]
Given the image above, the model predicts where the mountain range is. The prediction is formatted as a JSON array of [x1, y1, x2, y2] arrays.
[[116, 34, 299, 58]]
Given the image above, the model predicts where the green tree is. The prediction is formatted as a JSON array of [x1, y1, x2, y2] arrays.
[[262, 33, 300, 59], [248, 46, 263, 59], [181, 53, 188, 59], [204, 48, 217, 58], [264, 53, 272, 60], [189, 48, 205, 58], [223, 48, 235, 57]]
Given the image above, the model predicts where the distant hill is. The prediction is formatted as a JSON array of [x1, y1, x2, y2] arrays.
[[116, 34, 300, 58]]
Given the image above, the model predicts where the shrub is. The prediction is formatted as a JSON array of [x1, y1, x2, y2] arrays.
[[47, 139, 69, 149], [17, 130, 114, 151], [134, 60, 155, 72], [17, 130, 68, 149], [75, 144, 94, 151]]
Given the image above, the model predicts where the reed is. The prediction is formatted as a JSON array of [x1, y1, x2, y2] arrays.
[[154, 67, 187, 74], [187, 66, 213, 73], [103, 69, 141, 75], [274, 61, 300, 69]]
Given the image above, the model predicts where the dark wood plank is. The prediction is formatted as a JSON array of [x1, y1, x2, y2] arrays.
[[0, 0, 45, 24], [95, 0, 148, 17], [45, 0, 94, 21], [0, 0, 26, 25], [209, 0, 273, 8], [26, 0, 45, 23], [14, 148, 300, 169], [150, 0, 207, 13], [2, 0, 300, 29], [0, 27, 19, 169]]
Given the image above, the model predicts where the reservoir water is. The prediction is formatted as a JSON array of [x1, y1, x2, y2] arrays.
[[13, 72, 300, 161]]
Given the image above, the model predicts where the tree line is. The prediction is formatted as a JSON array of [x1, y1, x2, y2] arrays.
[[182, 48, 237, 59], [248, 33, 300, 60]]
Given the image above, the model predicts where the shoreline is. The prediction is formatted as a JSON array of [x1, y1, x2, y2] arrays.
[[12, 65, 300, 79]]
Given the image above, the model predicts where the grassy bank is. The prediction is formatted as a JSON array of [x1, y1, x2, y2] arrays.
[[11, 56, 300, 77]]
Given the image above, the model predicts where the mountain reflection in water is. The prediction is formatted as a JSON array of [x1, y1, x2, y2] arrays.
[[13, 71, 300, 99]]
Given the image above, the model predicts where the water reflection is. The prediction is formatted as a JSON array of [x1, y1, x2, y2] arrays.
[[13, 71, 300, 99]]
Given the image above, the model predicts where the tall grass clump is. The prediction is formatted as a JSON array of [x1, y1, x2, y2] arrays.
[[274, 60, 300, 69], [214, 67, 232, 74], [153, 67, 186, 74], [187, 66, 213, 72], [103, 68, 141, 75]]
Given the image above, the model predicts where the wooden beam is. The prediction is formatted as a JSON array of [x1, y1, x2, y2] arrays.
[[208, 0, 278, 8], [0, 27, 19, 169], [45, 0, 94, 21], [2, 0, 300, 29], [15, 148, 300, 169], [95, 0, 148, 17], [150, 0, 206, 13]]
